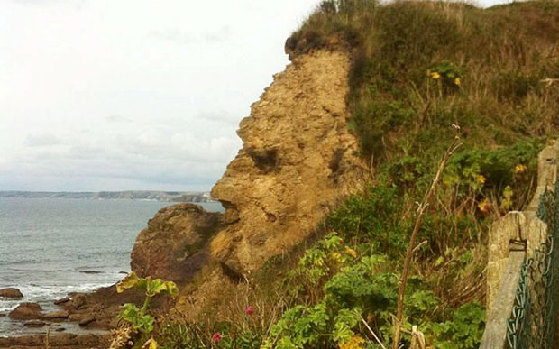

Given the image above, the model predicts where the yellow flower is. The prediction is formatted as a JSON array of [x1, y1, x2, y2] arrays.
[[514, 164, 527, 174], [330, 252, 343, 263], [344, 246, 358, 258], [430, 72, 441, 79], [476, 175, 486, 184], [478, 198, 491, 214], [454, 77, 461, 86], [339, 335, 366, 349]]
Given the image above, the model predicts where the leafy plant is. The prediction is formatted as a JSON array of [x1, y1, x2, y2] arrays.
[[427, 61, 463, 95], [325, 186, 409, 257], [288, 233, 358, 302], [431, 302, 486, 349], [113, 272, 179, 349]]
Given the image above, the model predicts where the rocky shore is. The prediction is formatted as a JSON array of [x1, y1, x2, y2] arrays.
[[0, 333, 110, 349], [0, 284, 169, 348], [0, 204, 208, 348]]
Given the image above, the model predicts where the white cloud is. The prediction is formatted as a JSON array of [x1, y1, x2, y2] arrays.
[[24, 134, 62, 147], [0, 0, 319, 191], [151, 25, 231, 44]]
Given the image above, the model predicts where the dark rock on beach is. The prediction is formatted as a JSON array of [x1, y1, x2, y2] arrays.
[[69, 294, 86, 309], [78, 314, 96, 326], [9, 302, 42, 320], [23, 320, 45, 327], [54, 297, 70, 305], [0, 333, 110, 349], [43, 310, 69, 319], [60, 284, 171, 330], [0, 288, 24, 299]]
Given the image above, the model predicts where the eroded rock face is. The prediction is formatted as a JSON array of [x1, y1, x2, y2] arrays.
[[131, 203, 223, 282], [211, 50, 365, 275]]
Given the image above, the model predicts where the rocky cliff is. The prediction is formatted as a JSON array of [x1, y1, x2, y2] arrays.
[[130, 49, 365, 303], [210, 50, 365, 276]]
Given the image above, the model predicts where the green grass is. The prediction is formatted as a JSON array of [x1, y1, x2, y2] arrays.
[[289, 0, 558, 163]]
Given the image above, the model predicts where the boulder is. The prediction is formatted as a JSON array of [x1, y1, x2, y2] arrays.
[[54, 297, 70, 305], [131, 203, 222, 282], [70, 294, 87, 309], [23, 319, 46, 327], [43, 310, 69, 319], [9, 302, 42, 320], [0, 288, 23, 299], [60, 286, 151, 331], [79, 314, 96, 326]]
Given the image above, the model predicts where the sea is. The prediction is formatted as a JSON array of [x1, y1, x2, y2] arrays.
[[0, 197, 223, 336]]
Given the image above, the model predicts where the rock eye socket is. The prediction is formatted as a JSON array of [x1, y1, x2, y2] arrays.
[[250, 148, 279, 173]]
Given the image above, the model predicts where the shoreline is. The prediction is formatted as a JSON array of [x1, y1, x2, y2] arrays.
[[1, 282, 166, 348], [0, 298, 111, 349], [0, 199, 203, 345], [0, 285, 133, 348], [0, 333, 111, 349], [0, 286, 123, 343], [0, 282, 119, 337]]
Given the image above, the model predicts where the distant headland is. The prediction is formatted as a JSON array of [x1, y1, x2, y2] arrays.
[[0, 190, 215, 203]]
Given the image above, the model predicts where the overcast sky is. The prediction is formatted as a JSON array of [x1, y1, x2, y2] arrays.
[[0, 0, 506, 192]]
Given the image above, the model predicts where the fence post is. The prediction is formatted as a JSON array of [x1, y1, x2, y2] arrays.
[[481, 140, 559, 347], [480, 250, 526, 348]]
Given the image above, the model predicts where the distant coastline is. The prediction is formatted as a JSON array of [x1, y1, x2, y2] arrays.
[[0, 190, 216, 203]]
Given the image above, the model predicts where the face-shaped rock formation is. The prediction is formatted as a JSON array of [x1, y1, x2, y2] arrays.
[[210, 50, 366, 276]]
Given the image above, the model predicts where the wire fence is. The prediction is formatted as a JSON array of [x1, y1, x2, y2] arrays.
[[507, 182, 559, 349]]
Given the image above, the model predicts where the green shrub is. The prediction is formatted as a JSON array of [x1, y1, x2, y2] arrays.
[[432, 302, 486, 349], [325, 186, 409, 257]]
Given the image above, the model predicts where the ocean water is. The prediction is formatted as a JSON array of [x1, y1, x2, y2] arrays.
[[0, 197, 223, 336]]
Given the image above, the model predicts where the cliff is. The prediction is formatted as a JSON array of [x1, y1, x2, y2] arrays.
[[130, 49, 366, 313], [210, 50, 365, 276]]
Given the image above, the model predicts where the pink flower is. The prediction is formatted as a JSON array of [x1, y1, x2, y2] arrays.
[[212, 334, 223, 343], [245, 305, 254, 316]]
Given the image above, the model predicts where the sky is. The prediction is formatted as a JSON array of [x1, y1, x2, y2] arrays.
[[0, 0, 506, 192]]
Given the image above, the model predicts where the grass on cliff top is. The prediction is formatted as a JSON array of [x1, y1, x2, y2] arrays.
[[155, 1, 559, 348], [288, 0, 559, 165]]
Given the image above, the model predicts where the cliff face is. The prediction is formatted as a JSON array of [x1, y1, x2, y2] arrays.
[[130, 49, 365, 289], [210, 50, 365, 275]]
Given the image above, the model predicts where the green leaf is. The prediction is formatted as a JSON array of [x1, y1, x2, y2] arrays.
[[146, 279, 179, 298], [116, 272, 147, 293]]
